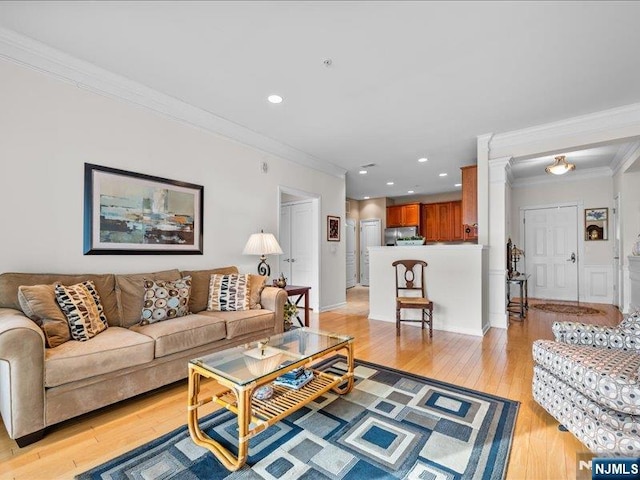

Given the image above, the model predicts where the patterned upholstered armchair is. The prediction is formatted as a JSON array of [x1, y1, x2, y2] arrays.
[[532, 311, 640, 455]]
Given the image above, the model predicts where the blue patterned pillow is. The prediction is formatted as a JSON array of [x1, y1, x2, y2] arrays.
[[140, 276, 191, 324]]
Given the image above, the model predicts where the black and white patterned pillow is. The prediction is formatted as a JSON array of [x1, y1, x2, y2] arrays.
[[140, 276, 191, 324], [207, 274, 250, 312], [54, 280, 109, 341]]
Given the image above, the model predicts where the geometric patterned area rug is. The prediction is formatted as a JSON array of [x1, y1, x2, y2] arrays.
[[77, 356, 519, 480], [532, 303, 603, 316]]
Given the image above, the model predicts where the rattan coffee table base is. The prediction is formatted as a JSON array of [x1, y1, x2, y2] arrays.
[[187, 341, 354, 471]]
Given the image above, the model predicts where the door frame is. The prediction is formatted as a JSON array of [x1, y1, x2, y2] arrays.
[[359, 218, 382, 286], [613, 193, 623, 308], [519, 201, 583, 301], [277, 186, 320, 311]]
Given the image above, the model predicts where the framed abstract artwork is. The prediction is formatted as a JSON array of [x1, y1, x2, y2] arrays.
[[84, 163, 204, 254], [584, 207, 608, 241], [327, 215, 340, 242]]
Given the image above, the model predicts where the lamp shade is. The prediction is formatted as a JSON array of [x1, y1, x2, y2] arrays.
[[545, 155, 575, 175], [242, 232, 283, 256]]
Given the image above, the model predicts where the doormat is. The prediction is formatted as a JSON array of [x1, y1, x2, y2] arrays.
[[77, 356, 519, 480], [532, 303, 603, 316]]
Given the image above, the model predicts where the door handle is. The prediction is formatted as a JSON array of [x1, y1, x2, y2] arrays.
[[291, 258, 296, 263], [283, 258, 290, 262], [566, 252, 576, 263]]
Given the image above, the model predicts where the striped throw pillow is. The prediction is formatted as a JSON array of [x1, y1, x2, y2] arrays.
[[207, 274, 250, 312], [55, 280, 109, 341]]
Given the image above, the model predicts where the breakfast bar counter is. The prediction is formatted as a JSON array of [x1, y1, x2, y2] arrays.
[[368, 244, 489, 337]]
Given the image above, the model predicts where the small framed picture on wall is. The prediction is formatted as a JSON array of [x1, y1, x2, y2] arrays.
[[584, 208, 608, 241], [327, 215, 340, 241]]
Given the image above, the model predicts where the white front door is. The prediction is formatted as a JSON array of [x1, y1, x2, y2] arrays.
[[613, 195, 622, 308], [524, 205, 579, 301], [360, 219, 381, 286], [346, 219, 357, 288], [280, 201, 313, 287]]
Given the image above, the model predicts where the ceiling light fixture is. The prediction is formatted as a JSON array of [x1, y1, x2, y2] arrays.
[[408, 190, 414, 194], [418, 157, 428, 163], [545, 155, 576, 175], [363, 196, 370, 200], [359, 170, 367, 175], [439, 173, 447, 177], [267, 94, 283, 104], [386, 181, 394, 185], [454, 183, 462, 187]]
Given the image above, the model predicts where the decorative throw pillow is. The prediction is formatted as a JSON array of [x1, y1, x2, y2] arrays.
[[55, 281, 109, 341], [141, 276, 192, 325], [18, 284, 71, 348], [207, 274, 250, 312], [248, 274, 268, 309]]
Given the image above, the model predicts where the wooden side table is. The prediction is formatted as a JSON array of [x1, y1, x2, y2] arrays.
[[283, 285, 311, 327], [506, 274, 530, 320]]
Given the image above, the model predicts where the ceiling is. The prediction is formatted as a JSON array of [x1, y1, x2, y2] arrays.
[[2, 1, 640, 199]]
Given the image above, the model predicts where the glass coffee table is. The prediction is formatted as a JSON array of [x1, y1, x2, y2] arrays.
[[187, 327, 354, 471]]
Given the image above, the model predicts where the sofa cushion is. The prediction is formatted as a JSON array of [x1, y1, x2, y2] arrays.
[[205, 309, 275, 339], [533, 339, 640, 415], [0, 272, 119, 326], [181, 266, 238, 313], [45, 327, 154, 387], [115, 269, 181, 327], [207, 274, 250, 312], [130, 313, 227, 358], [141, 276, 192, 324], [18, 284, 71, 348], [248, 274, 268, 309], [55, 281, 109, 341]]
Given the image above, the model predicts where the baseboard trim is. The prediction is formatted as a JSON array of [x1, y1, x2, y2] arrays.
[[319, 302, 347, 312]]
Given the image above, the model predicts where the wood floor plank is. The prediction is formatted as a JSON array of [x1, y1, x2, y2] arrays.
[[0, 287, 621, 479]]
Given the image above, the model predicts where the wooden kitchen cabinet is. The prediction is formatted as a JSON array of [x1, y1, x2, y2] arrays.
[[386, 203, 420, 227], [461, 165, 478, 241], [421, 201, 463, 242]]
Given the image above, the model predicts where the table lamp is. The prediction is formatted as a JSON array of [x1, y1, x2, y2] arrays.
[[242, 230, 283, 277]]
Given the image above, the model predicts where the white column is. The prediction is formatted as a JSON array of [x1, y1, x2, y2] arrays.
[[488, 157, 513, 329]]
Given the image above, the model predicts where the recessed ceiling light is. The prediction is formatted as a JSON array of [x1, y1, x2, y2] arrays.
[[386, 181, 394, 185], [359, 170, 368, 175], [363, 196, 370, 200], [439, 173, 448, 177], [267, 94, 283, 104], [454, 183, 462, 187], [418, 157, 428, 163], [408, 190, 414, 194]]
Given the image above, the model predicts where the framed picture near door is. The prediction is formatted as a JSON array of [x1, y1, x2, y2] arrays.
[[585, 208, 608, 241], [327, 215, 340, 241]]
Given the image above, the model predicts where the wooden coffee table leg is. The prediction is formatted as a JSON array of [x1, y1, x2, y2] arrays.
[[332, 340, 355, 395], [187, 367, 249, 471]]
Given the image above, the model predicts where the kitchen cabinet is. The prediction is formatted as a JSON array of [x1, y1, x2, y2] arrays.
[[386, 203, 420, 227], [421, 201, 463, 242], [461, 165, 478, 241]]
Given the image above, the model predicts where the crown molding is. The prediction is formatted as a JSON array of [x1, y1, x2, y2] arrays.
[[0, 27, 346, 179], [511, 166, 612, 189], [613, 141, 640, 176], [489, 103, 640, 160]]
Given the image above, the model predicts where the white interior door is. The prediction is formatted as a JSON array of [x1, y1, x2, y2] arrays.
[[360, 219, 381, 286], [279, 201, 313, 288], [613, 194, 622, 308], [346, 219, 357, 288], [524, 205, 579, 301]]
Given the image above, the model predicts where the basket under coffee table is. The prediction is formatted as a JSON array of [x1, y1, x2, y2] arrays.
[[187, 327, 354, 471]]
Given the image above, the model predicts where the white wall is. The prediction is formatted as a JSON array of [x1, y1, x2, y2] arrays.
[[0, 59, 346, 310]]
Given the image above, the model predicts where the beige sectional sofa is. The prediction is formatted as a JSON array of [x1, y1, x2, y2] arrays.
[[0, 266, 286, 447]]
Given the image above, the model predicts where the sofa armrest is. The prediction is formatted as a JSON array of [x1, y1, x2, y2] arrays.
[[260, 287, 287, 334], [0, 308, 46, 440], [552, 321, 640, 351]]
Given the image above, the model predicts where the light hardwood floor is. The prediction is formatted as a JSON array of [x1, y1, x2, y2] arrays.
[[0, 287, 621, 480]]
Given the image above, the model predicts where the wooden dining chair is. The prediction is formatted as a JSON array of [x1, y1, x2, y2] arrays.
[[392, 260, 433, 337]]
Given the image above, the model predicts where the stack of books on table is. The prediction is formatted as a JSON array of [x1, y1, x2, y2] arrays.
[[274, 365, 314, 390]]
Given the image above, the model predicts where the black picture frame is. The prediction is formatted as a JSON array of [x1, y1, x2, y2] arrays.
[[584, 207, 608, 241], [84, 163, 204, 255], [327, 215, 340, 242]]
